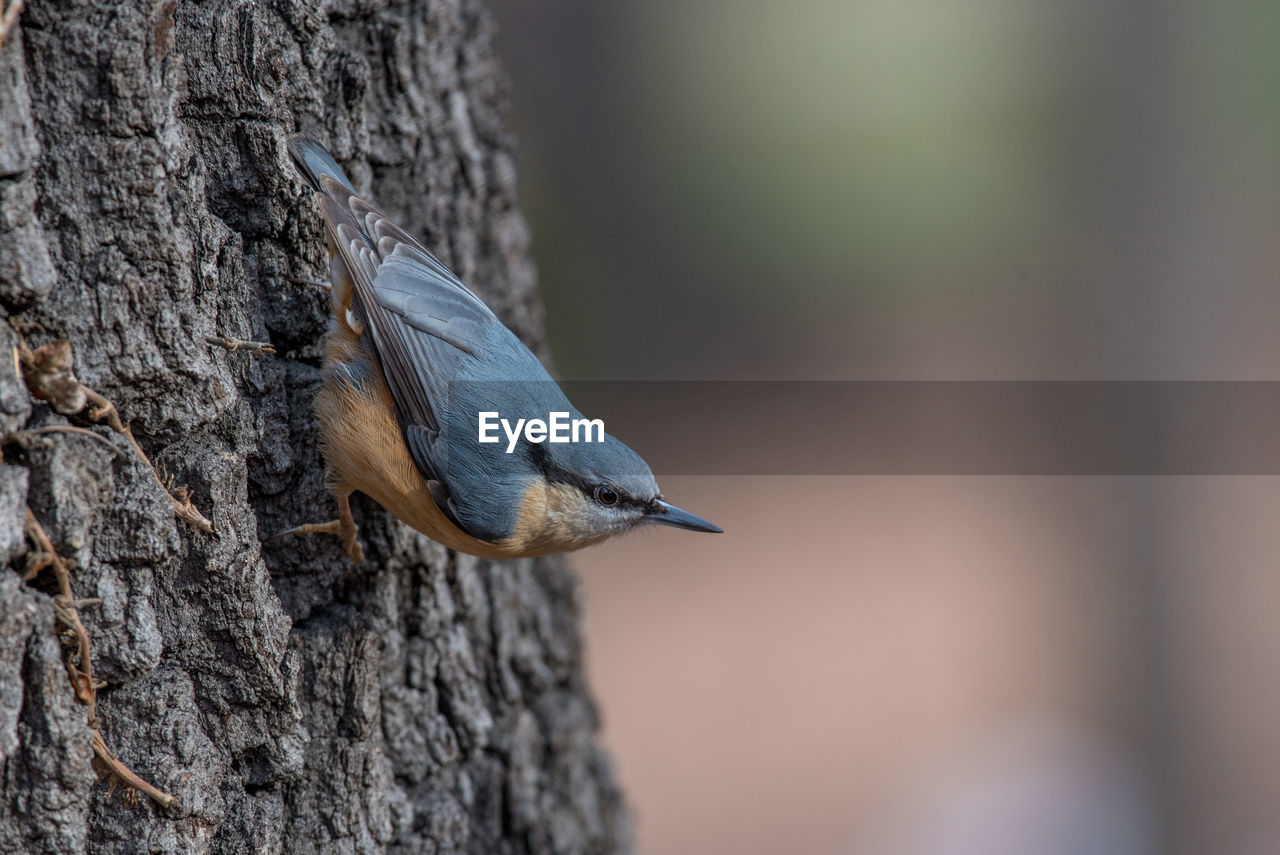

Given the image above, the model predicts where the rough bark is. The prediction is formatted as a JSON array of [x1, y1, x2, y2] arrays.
[[0, 1, 629, 853]]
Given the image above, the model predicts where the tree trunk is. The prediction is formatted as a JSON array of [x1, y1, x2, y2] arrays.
[[0, 1, 629, 852]]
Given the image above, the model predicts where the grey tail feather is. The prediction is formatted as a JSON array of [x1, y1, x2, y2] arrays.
[[287, 135, 356, 194]]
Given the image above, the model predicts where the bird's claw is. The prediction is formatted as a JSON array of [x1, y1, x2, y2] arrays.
[[271, 519, 365, 561]]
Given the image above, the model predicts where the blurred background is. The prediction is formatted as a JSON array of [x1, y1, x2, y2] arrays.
[[485, 1, 1280, 853]]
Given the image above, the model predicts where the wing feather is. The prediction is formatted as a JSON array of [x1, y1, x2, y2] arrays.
[[312, 176, 502, 490]]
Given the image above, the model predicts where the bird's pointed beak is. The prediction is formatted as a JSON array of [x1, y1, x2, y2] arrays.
[[646, 500, 723, 534]]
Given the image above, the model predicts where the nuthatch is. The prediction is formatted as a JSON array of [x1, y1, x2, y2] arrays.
[[281, 137, 720, 561]]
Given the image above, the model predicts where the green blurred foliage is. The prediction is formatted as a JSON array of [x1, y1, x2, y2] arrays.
[[492, 0, 1280, 378], [629, 0, 1077, 289]]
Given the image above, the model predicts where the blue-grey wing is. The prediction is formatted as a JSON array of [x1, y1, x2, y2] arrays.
[[313, 176, 549, 535]]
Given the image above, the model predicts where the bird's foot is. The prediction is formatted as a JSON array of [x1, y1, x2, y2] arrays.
[[271, 519, 365, 562]]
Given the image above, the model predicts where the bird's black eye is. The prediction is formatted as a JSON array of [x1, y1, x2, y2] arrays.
[[593, 485, 620, 507]]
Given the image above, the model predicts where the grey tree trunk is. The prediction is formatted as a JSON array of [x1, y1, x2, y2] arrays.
[[0, 1, 629, 853]]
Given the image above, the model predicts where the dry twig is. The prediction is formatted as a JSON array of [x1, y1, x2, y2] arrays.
[[92, 731, 175, 810], [14, 337, 215, 533], [24, 510, 178, 811], [0, 0, 24, 52], [5, 425, 128, 460]]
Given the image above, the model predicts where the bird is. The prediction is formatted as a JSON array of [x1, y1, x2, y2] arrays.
[[278, 136, 721, 561]]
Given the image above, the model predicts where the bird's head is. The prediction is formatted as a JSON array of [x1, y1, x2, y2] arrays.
[[520, 430, 721, 551]]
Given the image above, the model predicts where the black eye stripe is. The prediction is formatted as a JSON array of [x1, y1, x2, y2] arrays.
[[532, 451, 647, 510], [533, 449, 593, 493]]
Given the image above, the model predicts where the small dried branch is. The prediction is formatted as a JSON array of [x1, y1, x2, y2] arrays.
[[24, 510, 177, 811], [25, 512, 95, 716], [14, 337, 214, 534], [5, 425, 129, 460], [0, 0, 24, 52], [92, 731, 176, 811], [206, 335, 276, 355]]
